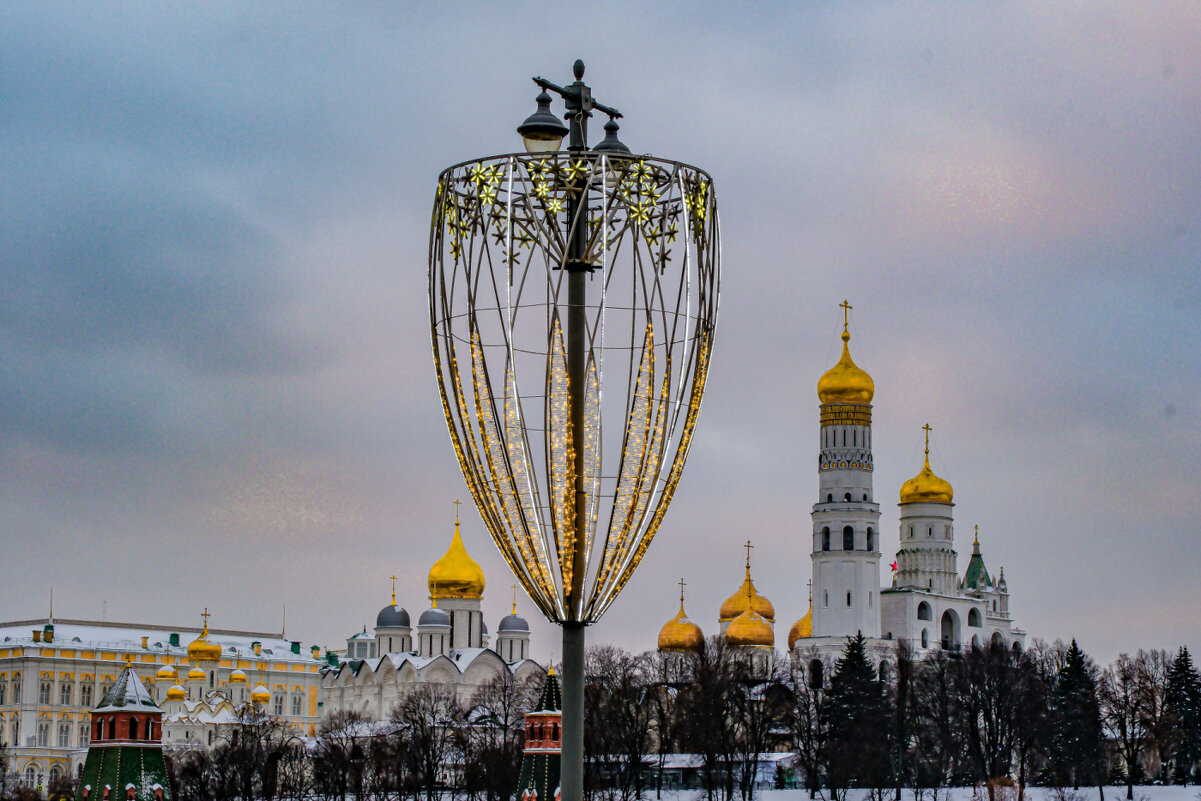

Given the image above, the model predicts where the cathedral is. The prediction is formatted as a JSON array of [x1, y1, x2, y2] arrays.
[[320, 512, 543, 718], [659, 303, 1026, 658]]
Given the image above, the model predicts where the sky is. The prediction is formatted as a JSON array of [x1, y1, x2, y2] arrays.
[[1, 2, 1198, 666]]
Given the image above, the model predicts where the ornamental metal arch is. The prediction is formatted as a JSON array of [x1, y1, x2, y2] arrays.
[[429, 151, 720, 624]]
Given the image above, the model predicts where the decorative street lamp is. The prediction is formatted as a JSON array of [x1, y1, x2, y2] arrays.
[[428, 60, 720, 801]]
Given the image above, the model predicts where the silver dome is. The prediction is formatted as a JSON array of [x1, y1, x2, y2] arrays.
[[418, 607, 450, 627], [497, 613, 530, 633], [376, 604, 410, 629]]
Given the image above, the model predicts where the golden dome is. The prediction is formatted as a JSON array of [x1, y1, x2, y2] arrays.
[[817, 329, 875, 405], [726, 608, 775, 648], [657, 584, 705, 653], [187, 611, 223, 662], [156, 664, 177, 681], [186, 666, 206, 682], [719, 545, 775, 622], [900, 426, 953, 504], [788, 606, 813, 650], [228, 669, 248, 685], [250, 685, 271, 705], [166, 684, 186, 701], [428, 515, 486, 600]]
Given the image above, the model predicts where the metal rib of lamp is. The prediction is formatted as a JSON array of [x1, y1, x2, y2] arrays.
[[427, 59, 720, 801]]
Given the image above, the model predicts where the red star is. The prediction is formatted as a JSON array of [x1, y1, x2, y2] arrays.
[[890, 561, 898, 571]]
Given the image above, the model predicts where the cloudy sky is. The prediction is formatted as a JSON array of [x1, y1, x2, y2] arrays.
[[1, 3, 1197, 664]]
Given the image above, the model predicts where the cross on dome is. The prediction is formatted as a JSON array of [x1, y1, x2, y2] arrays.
[[840, 299, 852, 332]]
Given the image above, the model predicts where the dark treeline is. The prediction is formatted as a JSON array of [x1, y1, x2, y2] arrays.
[[16, 639, 1197, 801]]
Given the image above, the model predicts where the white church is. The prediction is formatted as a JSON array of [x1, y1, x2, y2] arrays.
[[792, 302, 1026, 656]]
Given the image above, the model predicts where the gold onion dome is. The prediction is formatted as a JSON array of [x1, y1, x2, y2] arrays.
[[156, 664, 177, 681], [187, 611, 223, 662], [900, 426, 953, 504], [726, 608, 774, 648], [719, 545, 775, 622], [788, 605, 813, 650], [229, 669, 248, 684], [186, 665, 206, 682], [428, 513, 486, 600], [166, 684, 186, 701], [657, 582, 705, 653], [251, 684, 271, 704], [817, 304, 874, 404]]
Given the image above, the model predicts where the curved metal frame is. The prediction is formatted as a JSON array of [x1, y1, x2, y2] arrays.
[[429, 151, 720, 625]]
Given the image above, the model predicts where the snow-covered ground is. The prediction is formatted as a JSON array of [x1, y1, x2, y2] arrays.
[[647, 789, 1201, 801]]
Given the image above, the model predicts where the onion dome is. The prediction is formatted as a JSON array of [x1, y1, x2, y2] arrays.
[[155, 664, 177, 681], [658, 583, 704, 653], [719, 546, 775, 623], [187, 611, 223, 662], [250, 684, 271, 705], [418, 606, 450, 628], [428, 514, 486, 600], [726, 607, 774, 648], [376, 604, 411, 629], [900, 425, 953, 504], [166, 684, 186, 701], [498, 613, 529, 633], [186, 665, 206, 682], [788, 605, 813, 650], [817, 324, 874, 405], [228, 669, 248, 685]]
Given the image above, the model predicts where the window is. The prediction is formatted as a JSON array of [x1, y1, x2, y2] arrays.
[[10, 721, 17, 745], [38, 720, 50, 747], [291, 694, 302, 716], [928, 527, 933, 537], [79, 723, 89, 747], [843, 492, 851, 502], [273, 694, 284, 716], [60, 683, 72, 706], [846, 592, 852, 607], [821, 527, 830, 551], [917, 601, 932, 621], [863, 493, 868, 501], [25, 767, 35, 787], [40, 681, 52, 704], [869, 592, 873, 609], [81, 684, 93, 707], [129, 718, 139, 739], [823, 591, 829, 608], [921, 629, 929, 648], [0, 683, 5, 704], [13, 674, 21, 700], [58, 723, 70, 748], [968, 608, 982, 627], [843, 526, 854, 550], [908, 526, 913, 539], [826, 493, 833, 503], [866, 527, 874, 551], [96, 718, 105, 740]]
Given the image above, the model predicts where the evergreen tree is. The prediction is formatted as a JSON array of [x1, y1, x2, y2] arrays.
[[1047, 639, 1104, 791], [821, 634, 891, 796], [1166, 646, 1201, 784]]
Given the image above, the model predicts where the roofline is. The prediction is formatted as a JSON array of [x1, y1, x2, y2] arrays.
[[0, 617, 285, 639]]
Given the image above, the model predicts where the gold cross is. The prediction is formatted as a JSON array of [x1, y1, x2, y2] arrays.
[[201, 608, 210, 630], [511, 584, 518, 614], [453, 499, 462, 523], [974, 524, 980, 545], [390, 575, 398, 605], [839, 299, 853, 332], [922, 423, 933, 455], [678, 578, 686, 605], [743, 540, 754, 570], [807, 578, 813, 603]]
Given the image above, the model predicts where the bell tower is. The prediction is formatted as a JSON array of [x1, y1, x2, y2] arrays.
[[810, 302, 882, 640]]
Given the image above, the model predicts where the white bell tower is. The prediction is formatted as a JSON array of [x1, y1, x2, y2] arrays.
[[811, 301, 882, 639]]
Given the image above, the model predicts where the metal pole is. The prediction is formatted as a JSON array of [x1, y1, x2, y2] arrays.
[[561, 59, 591, 801]]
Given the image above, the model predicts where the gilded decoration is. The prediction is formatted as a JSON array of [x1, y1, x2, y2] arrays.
[[428, 153, 719, 624]]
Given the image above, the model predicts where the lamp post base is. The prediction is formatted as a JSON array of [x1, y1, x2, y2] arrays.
[[561, 622, 586, 801]]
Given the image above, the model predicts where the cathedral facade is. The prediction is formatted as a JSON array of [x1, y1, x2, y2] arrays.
[[659, 304, 1026, 659], [320, 514, 542, 719]]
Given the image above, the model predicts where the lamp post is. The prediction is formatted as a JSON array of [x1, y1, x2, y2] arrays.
[[428, 60, 720, 801]]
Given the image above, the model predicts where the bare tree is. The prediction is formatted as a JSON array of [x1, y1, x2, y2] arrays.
[[786, 650, 829, 798], [1100, 653, 1151, 799], [391, 684, 461, 801]]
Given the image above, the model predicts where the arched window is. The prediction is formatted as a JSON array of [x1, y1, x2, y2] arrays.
[[843, 526, 854, 550], [80, 723, 90, 747], [823, 591, 829, 608], [917, 601, 932, 621], [821, 527, 830, 551], [908, 526, 913, 539], [39, 680, 52, 704], [826, 493, 833, 503], [863, 493, 868, 501], [129, 718, 139, 740], [96, 718, 104, 741], [866, 527, 874, 551], [60, 683, 72, 706], [291, 694, 302, 717], [846, 592, 852, 607], [81, 684, 92, 707], [25, 767, 36, 787], [145, 720, 154, 741], [552, 722, 559, 741], [968, 608, 982, 627], [928, 527, 933, 537], [921, 629, 929, 648], [843, 492, 851, 502], [58, 723, 70, 747]]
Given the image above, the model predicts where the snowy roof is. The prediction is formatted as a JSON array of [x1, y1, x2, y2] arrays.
[[0, 617, 321, 665], [94, 666, 159, 714]]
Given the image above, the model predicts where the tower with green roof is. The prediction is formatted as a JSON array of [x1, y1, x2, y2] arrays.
[[517, 668, 562, 801], [75, 665, 172, 801]]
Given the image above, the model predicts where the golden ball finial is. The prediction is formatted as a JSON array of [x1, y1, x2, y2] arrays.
[[428, 508, 486, 600]]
